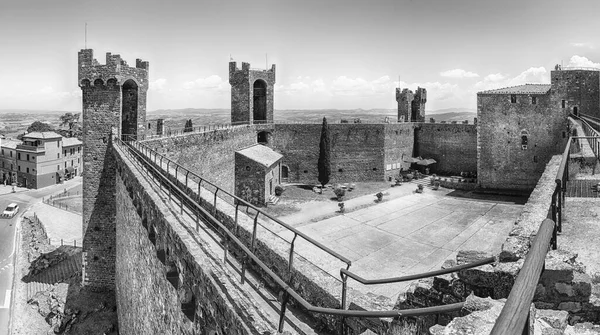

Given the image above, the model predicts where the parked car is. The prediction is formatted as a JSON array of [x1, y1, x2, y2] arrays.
[[3, 203, 19, 218]]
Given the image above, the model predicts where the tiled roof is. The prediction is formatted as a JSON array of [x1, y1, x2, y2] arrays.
[[478, 84, 551, 95], [62, 137, 82, 146], [22, 131, 62, 139], [0, 139, 22, 149], [236, 144, 283, 167]]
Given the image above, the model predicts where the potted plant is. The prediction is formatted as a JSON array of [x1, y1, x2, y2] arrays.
[[333, 187, 346, 201], [433, 180, 440, 190], [375, 192, 383, 202], [338, 202, 345, 213], [416, 184, 424, 193], [430, 174, 437, 185], [274, 185, 285, 196]]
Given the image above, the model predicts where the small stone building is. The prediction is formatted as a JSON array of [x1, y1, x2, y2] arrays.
[[235, 144, 283, 206]]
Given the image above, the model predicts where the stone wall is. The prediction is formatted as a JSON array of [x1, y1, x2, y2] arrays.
[[79, 49, 149, 290], [477, 91, 568, 191], [229, 62, 275, 124], [272, 123, 387, 184], [383, 123, 415, 181], [113, 144, 278, 334], [551, 69, 600, 119], [142, 127, 257, 194], [416, 123, 477, 176]]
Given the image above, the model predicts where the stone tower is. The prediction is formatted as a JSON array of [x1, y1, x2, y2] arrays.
[[412, 87, 427, 122], [396, 87, 427, 122], [229, 61, 276, 124], [396, 88, 414, 122], [78, 49, 149, 290]]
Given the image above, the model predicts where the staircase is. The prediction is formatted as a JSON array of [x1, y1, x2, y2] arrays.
[[267, 194, 279, 205], [25, 254, 82, 300]]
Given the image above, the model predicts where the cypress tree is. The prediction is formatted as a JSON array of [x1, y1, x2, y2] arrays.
[[317, 117, 331, 191]]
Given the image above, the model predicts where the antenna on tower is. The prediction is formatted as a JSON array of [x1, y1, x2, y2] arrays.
[[398, 75, 401, 89], [266, 53, 268, 70], [85, 22, 87, 49]]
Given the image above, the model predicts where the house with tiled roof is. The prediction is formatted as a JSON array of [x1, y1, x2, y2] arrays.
[[234, 144, 283, 206], [1, 131, 84, 188]]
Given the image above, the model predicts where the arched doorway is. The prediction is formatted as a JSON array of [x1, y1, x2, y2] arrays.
[[122, 79, 139, 140], [257, 131, 269, 144], [281, 165, 289, 182], [253, 80, 267, 123], [573, 106, 578, 116]]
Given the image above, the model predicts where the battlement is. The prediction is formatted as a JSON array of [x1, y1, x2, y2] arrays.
[[229, 61, 276, 84], [78, 49, 149, 88]]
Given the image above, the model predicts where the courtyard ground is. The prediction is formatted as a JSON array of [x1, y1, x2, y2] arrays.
[[274, 181, 526, 302]]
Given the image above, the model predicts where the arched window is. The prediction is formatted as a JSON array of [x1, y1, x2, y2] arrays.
[[521, 130, 529, 150]]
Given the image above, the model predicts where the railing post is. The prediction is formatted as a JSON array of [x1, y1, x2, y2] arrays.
[[288, 234, 297, 281], [185, 171, 189, 189], [234, 202, 240, 235], [278, 291, 290, 333], [213, 188, 219, 216], [198, 180, 202, 203], [340, 269, 349, 335], [175, 165, 178, 186]]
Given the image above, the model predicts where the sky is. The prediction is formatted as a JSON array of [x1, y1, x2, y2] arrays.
[[2, 0, 600, 112]]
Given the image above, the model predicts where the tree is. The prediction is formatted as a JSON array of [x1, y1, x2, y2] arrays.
[[184, 119, 193, 133], [27, 121, 54, 133], [317, 117, 331, 192], [59, 112, 81, 138]]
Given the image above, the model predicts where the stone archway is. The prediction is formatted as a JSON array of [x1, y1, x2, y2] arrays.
[[121, 79, 139, 140], [253, 80, 267, 123]]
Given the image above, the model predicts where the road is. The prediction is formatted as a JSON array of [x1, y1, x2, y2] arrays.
[[0, 178, 81, 334]]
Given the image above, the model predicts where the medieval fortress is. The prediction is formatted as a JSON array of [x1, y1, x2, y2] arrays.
[[78, 48, 598, 334]]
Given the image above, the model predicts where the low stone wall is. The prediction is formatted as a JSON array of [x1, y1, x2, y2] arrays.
[[113, 144, 277, 334]]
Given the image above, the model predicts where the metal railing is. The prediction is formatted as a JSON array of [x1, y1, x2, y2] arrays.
[[114, 137, 500, 334], [490, 132, 574, 334]]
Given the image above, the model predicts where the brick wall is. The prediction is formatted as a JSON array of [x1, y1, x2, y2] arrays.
[[416, 123, 477, 176], [142, 127, 257, 194], [551, 69, 600, 119], [272, 123, 387, 184], [477, 92, 568, 191]]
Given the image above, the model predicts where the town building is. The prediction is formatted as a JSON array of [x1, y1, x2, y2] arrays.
[[0, 131, 83, 189], [235, 144, 283, 206]]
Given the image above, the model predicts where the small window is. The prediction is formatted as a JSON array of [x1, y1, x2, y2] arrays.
[[65, 162, 67, 168], [532, 96, 537, 105], [510, 94, 517, 103], [562, 131, 566, 138], [18, 166, 20, 171], [57, 141, 60, 148], [521, 135, 528, 150], [533, 156, 538, 163], [245, 166, 251, 171], [17, 153, 21, 160], [57, 153, 60, 159], [57, 165, 60, 171], [303, 170, 308, 173], [562, 100, 566, 108], [338, 168, 343, 172], [26, 154, 29, 161], [26, 167, 29, 173]]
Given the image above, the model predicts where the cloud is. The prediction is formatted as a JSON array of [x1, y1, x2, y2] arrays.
[[330, 75, 397, 96], [439, 69, 479, 78], [572, 42, 594, 49], [566, 55, 600, 68], [275, 78, 329, 95], [473, 67, 548, 92], [182, 75, 227, 91], [149, 78, 167, 91]]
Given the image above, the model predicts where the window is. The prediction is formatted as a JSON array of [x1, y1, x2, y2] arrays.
[[57, 141, 60, 148], [65, 162, 67, 168], [533, 156, 538, 163], [18, 166, 20, 171], [562, 100, 566, 108], [562, 131, 566, 138], [9, 151, 12, 157], [532, 96, 537, 105], [510, 94, 517, 103], [64, 150, 67, 155], [32, 156, 35, 161], [57, 153, 60, 159], [57, 165, 60, 171], [26, 167, 29, 173], [17, 153, 21, 160], [1, 149, 3, 155], [26, 154, 29, 161], [521, 135, 528, 150]]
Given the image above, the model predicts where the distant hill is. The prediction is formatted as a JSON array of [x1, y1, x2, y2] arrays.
[[148, 107, 477, 126]]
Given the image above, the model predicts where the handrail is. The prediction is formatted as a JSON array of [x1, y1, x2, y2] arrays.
[[556, 136, 572, 182], [342, 256, 496, 285], [113, 138, 473, 330], [489, 219, 556, 335], [124, 134, 351, 266]]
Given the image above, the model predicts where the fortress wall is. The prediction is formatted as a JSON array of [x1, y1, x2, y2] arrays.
[[272, 123, 387, 184], [113, 144, 275, 335], [383, 123, 415, 181], [551, 70, 600, 119], [416, 123, 478, 175], [142, 127, 257, 193], [477, 93, 568, 191]]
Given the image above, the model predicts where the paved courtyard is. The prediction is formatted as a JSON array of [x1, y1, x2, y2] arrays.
[[277, 188, 524, 301]]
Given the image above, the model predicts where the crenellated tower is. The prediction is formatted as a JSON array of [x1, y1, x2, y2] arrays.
[[229, 61, 276, 124], [396, 86, 427, 122], [78, 49, 149, 291]]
